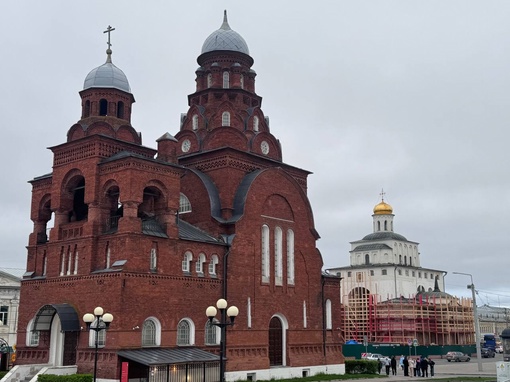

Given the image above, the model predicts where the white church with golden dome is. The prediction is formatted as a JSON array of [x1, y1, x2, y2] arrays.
[[326, 195, 474, 345], [328, 195, 446, 301]]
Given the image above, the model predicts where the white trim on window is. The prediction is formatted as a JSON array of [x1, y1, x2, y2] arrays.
[[287, 229, 295, 285], [196, 253, 206, 274], [222, 111, 230, 127], [209, 254, 218, 275], [182, 251, 192, 272], [223, 71, 230, 88], [274, 227, 283, 285], [177, 318, 195, 346], [142, 317, 161, 347], [261, 225, 270, 283]]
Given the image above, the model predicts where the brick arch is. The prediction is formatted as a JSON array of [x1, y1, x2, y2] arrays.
[[116, 125, 141, 144], [85, 121, 116, 138], [67, 124, 86, 141], [201, 126, 249, 152], [59, 169, 87, 221], [262, 194, 294, 221], [37, 193, 53, 221]]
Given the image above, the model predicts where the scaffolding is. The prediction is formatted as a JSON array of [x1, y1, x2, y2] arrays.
[[341, 285, 474, 345]]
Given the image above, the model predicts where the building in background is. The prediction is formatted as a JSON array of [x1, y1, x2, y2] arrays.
[[478, 304, 510, 339], [15, 12, 343, 382], [0, 269, 21, 371], [327, 197, 474, 345]]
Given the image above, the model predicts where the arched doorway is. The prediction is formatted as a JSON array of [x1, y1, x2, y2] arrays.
[[268, 317, 283, 366], [33, 304, 80, 366]]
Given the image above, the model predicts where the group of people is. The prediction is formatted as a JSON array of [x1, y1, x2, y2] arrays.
[[377, 355, 435, 377]]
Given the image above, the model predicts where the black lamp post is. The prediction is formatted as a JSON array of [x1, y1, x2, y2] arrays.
[[83, 307, 114, 382], [206, 299, 239, 382], [501, 328, 510, 362]]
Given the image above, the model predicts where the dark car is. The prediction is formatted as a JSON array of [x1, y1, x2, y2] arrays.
[[445, 351, 470, 362], [481, 348, 495, 358]]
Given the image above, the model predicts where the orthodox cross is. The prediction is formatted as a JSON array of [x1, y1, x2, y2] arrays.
[[103, 25, 115, 50], [380, 188, 386, 202]]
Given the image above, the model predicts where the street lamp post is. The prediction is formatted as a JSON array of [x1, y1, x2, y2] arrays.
[[206, 299, 239, 382], [83, 307, 114, 382], [452, 272, 482, 372]]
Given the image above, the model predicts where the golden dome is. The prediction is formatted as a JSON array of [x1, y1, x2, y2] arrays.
[[373, 201, 393, 215]]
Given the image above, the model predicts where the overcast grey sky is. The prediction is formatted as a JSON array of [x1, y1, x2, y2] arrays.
[[1, 1, 509, 306]]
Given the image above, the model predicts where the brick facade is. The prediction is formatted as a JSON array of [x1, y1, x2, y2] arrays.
[[17, 14, 344, 381]]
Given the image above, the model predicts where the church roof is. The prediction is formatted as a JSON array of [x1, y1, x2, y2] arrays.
[[351, 243, 392, 252], [362, 231, 408, 241], [201, 11, 250, 55]]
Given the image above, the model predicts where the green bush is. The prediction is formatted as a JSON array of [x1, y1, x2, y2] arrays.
[[345, 359, 378, 374], [0, 371, 7, 379], [38, 374, 92, 382]]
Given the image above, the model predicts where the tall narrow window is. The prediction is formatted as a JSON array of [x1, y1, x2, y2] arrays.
[[196, 253, 205, 274], [240, 74, 244, 89], [261, 225, 270, 283], [325, 299, 332, 330], [384, 220, 388, 230], [207, 73, 212, 88], [84, 100, 90, 118], [253, 116, 259, 132], [182, 251, 192, 273], [67, 246, 72, 275], [0, 306, 8, 326], [209, 254, 218, 276], [247, 297, 252, 328], [42, 251, 47, 276], [150, 243, 158, 271], [60, 246, 65, 276], [117, 101, 124, 119], [303, 301, 307, 328], [192, 114, 198, 130], [88, 319, 106, 347], [205, 320, 219, 345], [287, 229, 294, 285], [222, 111, 230, 127], [223, 71, 230, 88], [99, 99, 108, 116], [105, 243, 111, 269], [274, 227, 283, 285], [73, 245, 78, 275], [27, 319, 39, 347], [365, 254, 370, 265]]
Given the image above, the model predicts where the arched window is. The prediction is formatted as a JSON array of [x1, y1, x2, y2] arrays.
[[117, 101, 124, 119], [150, 244, 157, 271], [287, 229, 294, 285], [365, 254, 370, 265], [325, 299, 332, 330], [192, 114, 198, 130], [377, 221, 381, 231], [179, 193, 192, 214], [26, 319, 40, 347], [240, 74, 244, 89], [223, 71, 230, 88], [253, 116, 259, 132], [88, 319, 106, 347], [222, 111, 230, 126], [384, 220, 388, 230], [399, 255, 402, 264], [261, 225, 270, 282], [99, 99, 108, 116], [209, 254, 218, 276], [196, 253, 206, 274], [177, 319, 194, 346], [404, 256, 407, 265], [182, 251, 192, 273], [207, 73, 212, 88], [105, 243, 111, 269], [204, 320, 219, 345], [142, 318, 161, 347], [84, 100, 90, 118], [274, 227, 283, 285]]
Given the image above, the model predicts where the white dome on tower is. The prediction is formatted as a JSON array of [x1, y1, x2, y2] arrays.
[[201, 10, 250, 55]]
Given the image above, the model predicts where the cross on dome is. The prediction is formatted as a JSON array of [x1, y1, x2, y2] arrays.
[[103, 25, 116, 63]]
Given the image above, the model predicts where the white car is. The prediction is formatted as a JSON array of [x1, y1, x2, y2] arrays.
[[366, 353, 384, 361]]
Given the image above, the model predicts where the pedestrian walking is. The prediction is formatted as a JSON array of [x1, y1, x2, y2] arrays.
[[390, 355, 397, 375], [428, 357, 435, 377], [420, 356, 428, 377], [409, 357, 415, 377], [403, 356, 409, 377], [415, 357, 421, 377], [384, 357, 391, 376]]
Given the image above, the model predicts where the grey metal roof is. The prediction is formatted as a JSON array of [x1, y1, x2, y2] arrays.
[[118, 347, 219, 366], [201, 11, 249, 55], [178, 219, 223, 245], [351, 243, 392, 252], [84, 59, 131, 93], [362, 231, 408, 241], [33, 304, 80, 332]]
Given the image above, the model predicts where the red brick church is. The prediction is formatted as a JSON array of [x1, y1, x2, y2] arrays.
[[16, 12, 343, 381]]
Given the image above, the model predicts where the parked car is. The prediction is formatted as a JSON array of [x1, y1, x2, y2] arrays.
[[365, 353, 384, 361], [445, 351, 470, 362], [496, 345, 503, 354], [481, 348, 495, 358]]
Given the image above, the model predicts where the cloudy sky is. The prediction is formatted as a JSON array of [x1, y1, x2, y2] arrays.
[[1, 1, 509, 306]]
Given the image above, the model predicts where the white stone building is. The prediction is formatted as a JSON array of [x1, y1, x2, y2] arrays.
[[0, 269, 21, 370]]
